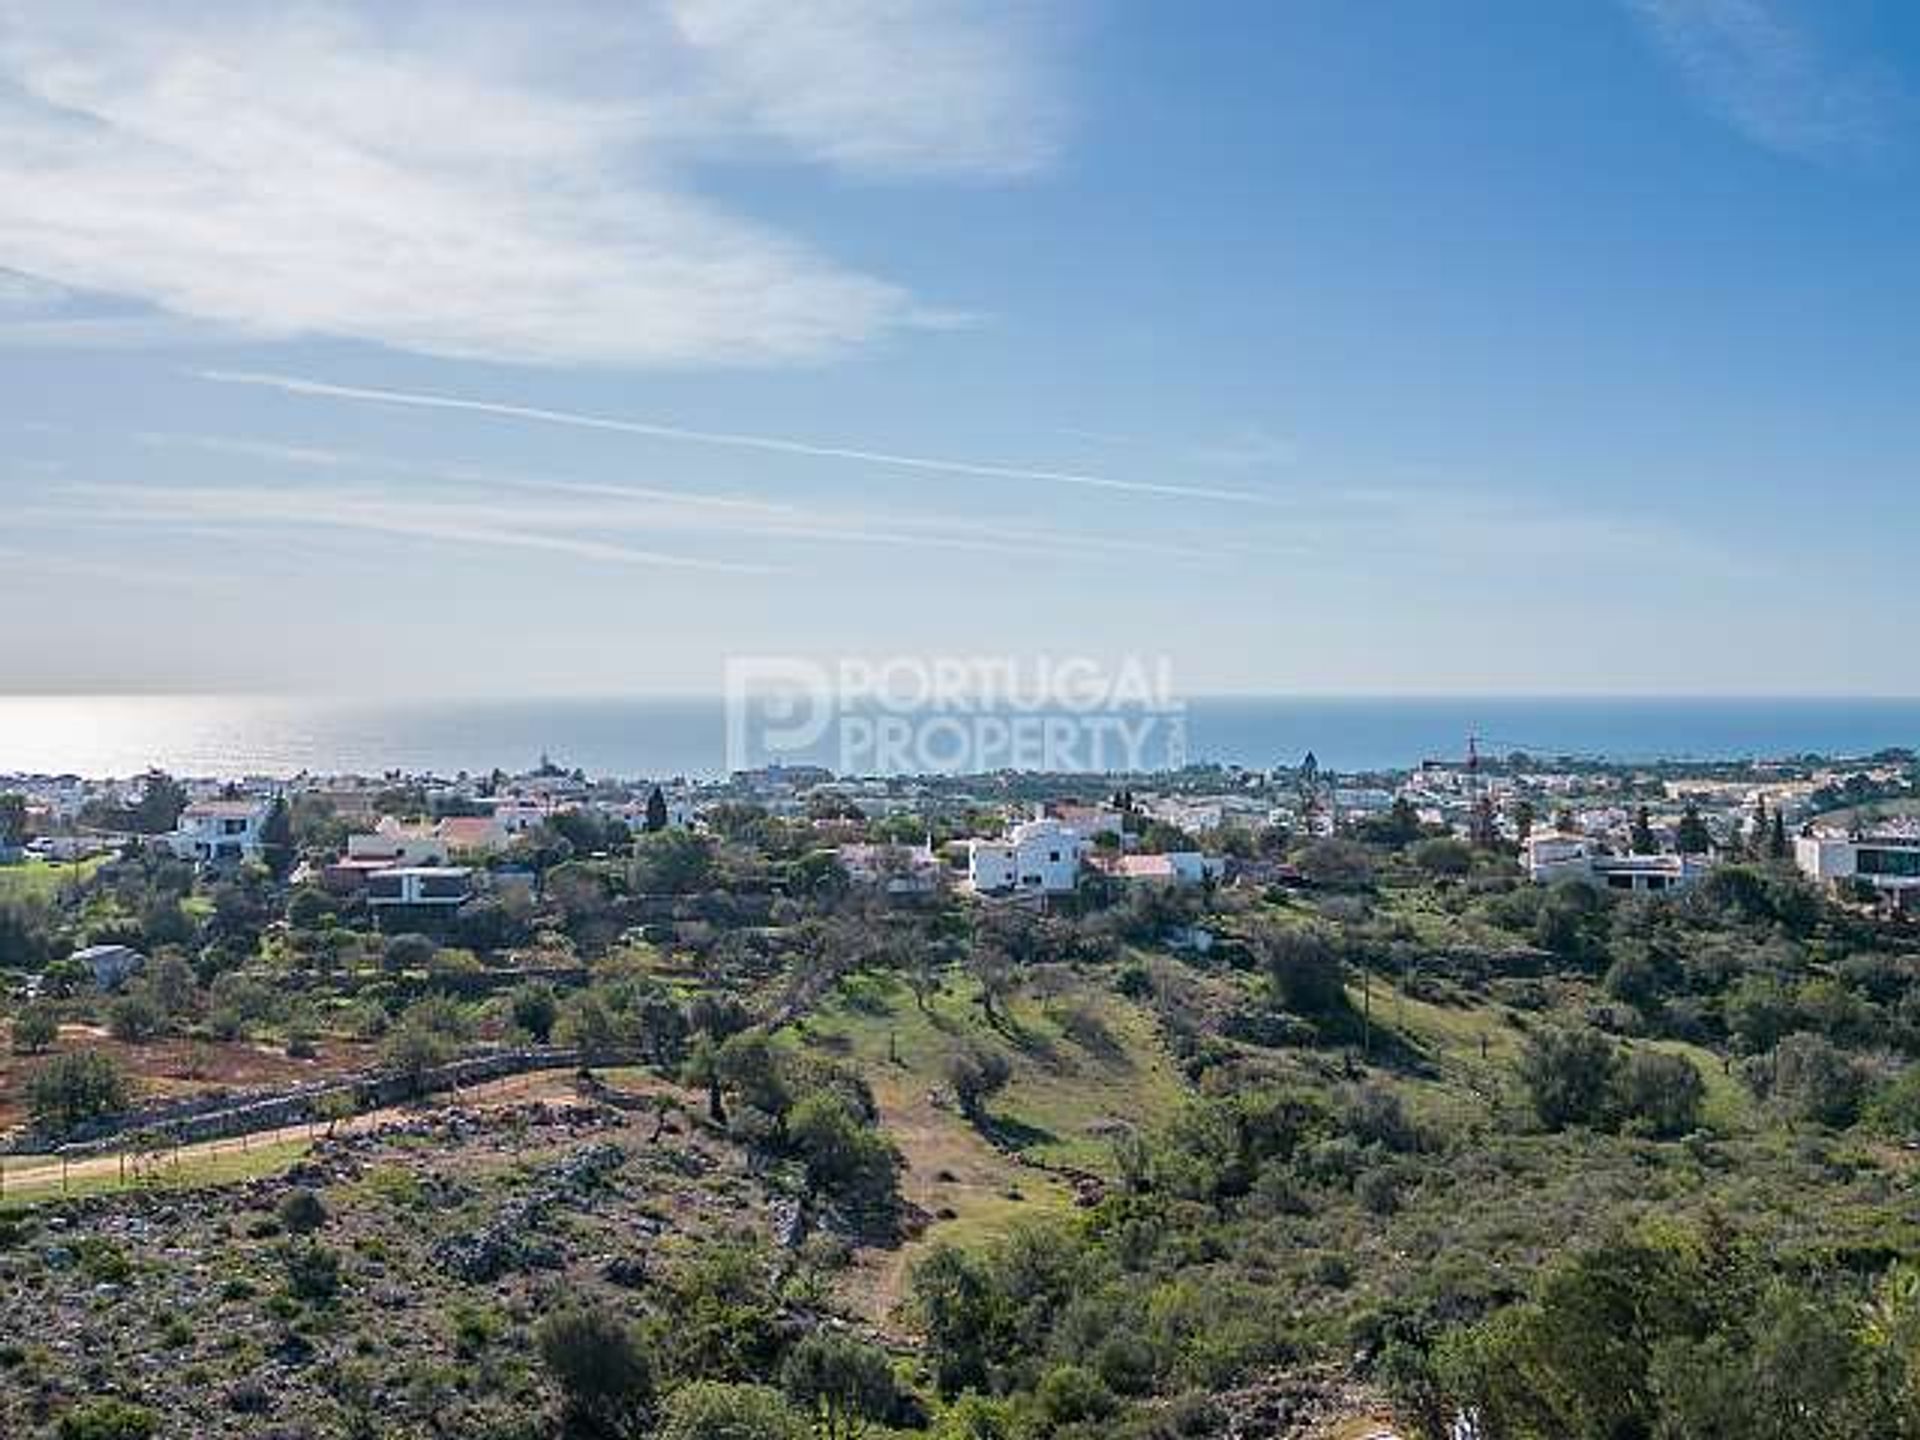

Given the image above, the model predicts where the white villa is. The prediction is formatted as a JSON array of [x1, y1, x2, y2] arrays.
[[1522, 833, 1712, 894], [966, 816, 1089, 895], [1797, 832, 1920, 907], [165, 797, 273, 865]]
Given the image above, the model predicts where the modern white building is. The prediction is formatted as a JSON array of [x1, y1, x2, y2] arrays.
[[1522, 833, 1711, 894], [966, 816, 1088, 894], [1797, 833, 1920, 905], [166, 798, 273, 864]]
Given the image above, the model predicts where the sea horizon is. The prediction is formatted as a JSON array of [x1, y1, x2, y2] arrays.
[[5, 692, 1920, 782]]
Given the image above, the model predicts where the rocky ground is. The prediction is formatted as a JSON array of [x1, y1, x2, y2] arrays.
[[0, 1092, 790, 1439]]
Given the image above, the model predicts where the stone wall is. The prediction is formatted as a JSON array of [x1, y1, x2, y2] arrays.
[[5, 1046, 646, 1157]]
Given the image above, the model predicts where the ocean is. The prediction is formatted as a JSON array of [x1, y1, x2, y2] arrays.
[[3, 694, 1919, 781]]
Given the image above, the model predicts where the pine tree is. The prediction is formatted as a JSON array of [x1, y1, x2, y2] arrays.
[[1630, 805, 1657, 855], [259, 796, 295, 879], [1769, 810, 1790, 861], [1469, 794, 1500, 849], [644, 786, 669, 834], [1675, 801, 1712, 855]]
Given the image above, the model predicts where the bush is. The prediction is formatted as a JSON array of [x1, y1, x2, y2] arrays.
[[537, 1305, 655, 1438], [1412, 837, 1474, 876], [1516, 1026, 1619, 1130], [787, 1092, 902, 1218], [1762, 1032, 1866, 1128], [10, 1002, 57, 1054], [56, 1399, 157, 1440], [281, 1242, 341, 1303], [1614, 1049, 1705, 1138], [1259, 927, 1347, 1018], [657, 1381, 808, 1440], [106, 987, 163, 1043], [947, 1044, 1013, 1124], [26, 1049, 130, 1136], [1031, 1364, 1117, 1429], [276, 1187, 328, 1235], [510, 981, 560, 1044], [780, 1331, 899, 1438]]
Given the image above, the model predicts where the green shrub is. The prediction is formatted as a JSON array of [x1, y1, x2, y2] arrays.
[[56, 1398, 157, 1440]]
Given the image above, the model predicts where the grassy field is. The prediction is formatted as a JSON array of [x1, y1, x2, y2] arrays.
[[0, 1136, 311, 1210], [790, 966, 1199, 1327], [0, 855, 106, 904]]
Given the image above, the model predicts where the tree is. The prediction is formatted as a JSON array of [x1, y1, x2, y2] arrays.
[[1413, 837, 1473, 876], [658, 1382, 808, 1440], [1468, 795, 1500, 851], [277, 1186, 329, 1234], [946, 1043, 1012, 1125], [1630, 806, 1658, 855], [538, 1306, 655, 1439], [1292, 838, 1374, 890], [1511, 798, 1536, 845], [645, 786, 670, 834], [1749, 797, 1770, 859], [1516, 1025, 1619, 1130], [130, 771, 188, 835], [910, 1245, 1003, 1397], [1675, 802, 1712, 856], [26, 1049, 130, 1136], [258, 796, 295, 879], [787, 1091, 902, 1218], [1764, 1032, 1866, 1128], [781, 1331, 898, 1440], [510, 981, 560, 1044], [381, 932, 439, 974], [1768, 810, 1790, 862], [0, 791, 26, 849], [1615, 1049, 1705, 1138], [107, 987, 163, 1043], [629, 829, 714, 895], [11, 1002, 58, 1054], [382, 1004, 462, 1095], [1260, 926, 1348, 1018]]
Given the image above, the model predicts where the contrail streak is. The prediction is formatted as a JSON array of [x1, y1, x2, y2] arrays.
[[195, 369, 1277, 506]]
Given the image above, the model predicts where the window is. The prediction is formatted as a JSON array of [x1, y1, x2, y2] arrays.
[[1860, 847, 1920, 878]]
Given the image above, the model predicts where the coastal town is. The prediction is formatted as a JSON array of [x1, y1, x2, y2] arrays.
[[8, 741, 1918, 917], [9, 735, 1920, 1436]]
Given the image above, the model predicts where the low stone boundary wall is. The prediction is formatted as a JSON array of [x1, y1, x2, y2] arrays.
[[5, 1046, 647, 1158]]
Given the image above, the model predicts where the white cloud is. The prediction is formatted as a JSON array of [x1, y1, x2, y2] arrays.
[[1625, 0, 1898, 159], [0, 1, 1063, 366], [665, 0, 1065, 178]]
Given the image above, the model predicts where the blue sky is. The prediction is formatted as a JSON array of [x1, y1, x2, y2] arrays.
[[2, 0, 1917, 698]]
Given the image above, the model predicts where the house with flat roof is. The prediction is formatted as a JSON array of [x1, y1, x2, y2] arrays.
[[1522, 833, 1711, 894], [366, 866, 475, 912], [1797, 832, 1920, 907]]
